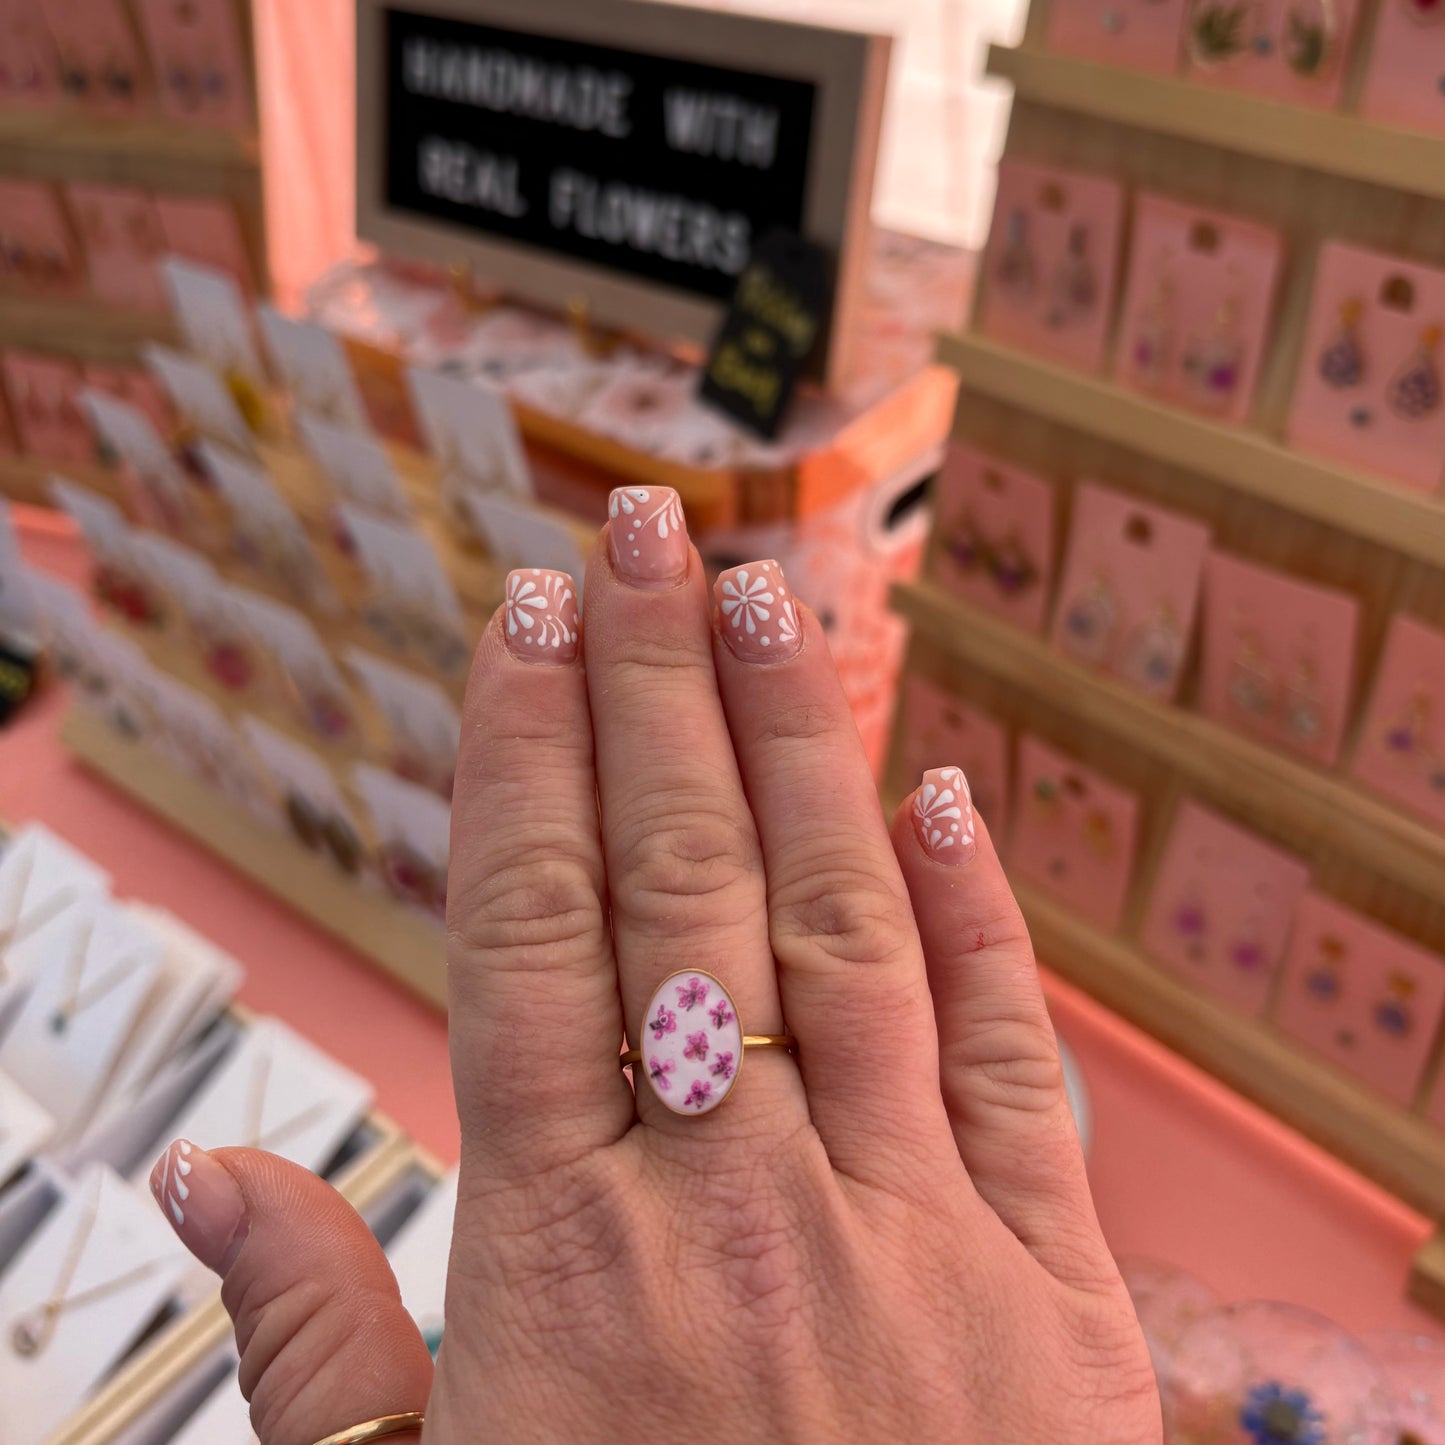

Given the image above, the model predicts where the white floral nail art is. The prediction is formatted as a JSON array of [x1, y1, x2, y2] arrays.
[[153, 1139, 193, 1226], [913, 767, 976, 865], [716, 560, 803, 660], [609, 487, 687, 585], [721, 567, 775, 635], [504, 569, 578, 654]]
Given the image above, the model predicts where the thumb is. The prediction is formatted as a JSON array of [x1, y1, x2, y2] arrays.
[[149, 1140, 434, 1445]]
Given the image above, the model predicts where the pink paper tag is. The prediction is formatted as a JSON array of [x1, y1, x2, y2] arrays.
[[131, 0, 253, 132], [896, 674, 1012, 836], [2, 350, 94, 467], [1273, 891, 1445, 1106], [1287, 241, 1445, 494], [1050, 480, 1211, 701], [1007, 734, 1141, 930], [154, 195, 255, 298], [1358, 2, 1445, 136], [0, 0, 62, 109], [1115, 194, 1283, 423], [931, 444, 1056, 634], [980, 160, 1126, 375], [0, 180, 83, 298], [65, 183, 168, 312], [1198, 550, 1360, 766], [1140, 799, 1310, 1016], [1350, 614, 1445, 828], [39, 0, 150, 115], [1048, 0, 1188, 73]]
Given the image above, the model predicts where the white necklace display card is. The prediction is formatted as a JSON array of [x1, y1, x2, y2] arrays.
[[407, 366, 533, 502], [257, 306, 369, 432], [387, 1167, 458, 1346], [167, 1364, 254, 1445], [0, 1164, 189, 1445], [460, 491, 587, 586], [144, 344, 255, 455], [0, 1069, 56, 1188], [298, 414, 413, 520], [0, 503, 38, 644], [162, 258, 265, 386]]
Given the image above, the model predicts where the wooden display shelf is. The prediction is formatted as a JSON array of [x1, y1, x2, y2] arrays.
[[1, 452, 126, 509], [61, 704, 448, 1008], [1015, 879, 1445, 1215], [893, 578, 1445, 902], [986, 44, 1445, 204], [937, 332, 1445, 569], [0, 294, 177, 363], [1411, 1229, 1445, 1319]]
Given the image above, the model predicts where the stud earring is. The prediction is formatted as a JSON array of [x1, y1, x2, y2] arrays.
[[1303, 933, 1345, 1000], [1031, 775, 1063, 822], [1130, 256, 1175, 390], [1226, 625, 1275, 721], [1320, 298, 1366, 389], [943, 513, 986, 574], [1182, 284, 1244, 411], [1385, 689, 1429, 757], [995, 208, 1037, 304], [1083, 808, 1114, 857], [1045, 224, 1097, 330], [1388, 324, 1442, 419], [1374, 972, 1416, 1036], [1228, 920, 1267, 972], [1189, 0, 1249, 65], [1118, 602, 1185, 698], [1283, 0, 1334, 76], [989, 529, 1039, 597], [1059, 573, 1117, 667], [1172, 888, 1208, 963]]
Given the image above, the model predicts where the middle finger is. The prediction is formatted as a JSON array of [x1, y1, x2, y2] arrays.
[[585, 488, 802, 1134]]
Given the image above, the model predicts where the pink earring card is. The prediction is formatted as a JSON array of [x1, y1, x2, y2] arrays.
[[1050, 480, 1212, 702], [979, 160, 1126, 376], [1139, 799, 1311, 1016], [0, 0, 62, 110], [1350, 614, 1445, 830], [0, 180, 83, 299], [64, 183, 168, 313], [1047, 0, 1188, 73], [1197, 550, 1361, 766], [931, 445, 1057, 635], [1182, 0, 1363, 108], [897, 674, 1012, 837], [2, 350, 94, 468], [131, 0, 253, 133], [1273, 891, 1445, 1107], [154, 195, 255, 298], [1114, 195, 1283, 424], [38, 0, 151, 116], [1357, 0, 1445, 137], [1007, 735, 1142, 931], [1287, 242, 1445, 494]]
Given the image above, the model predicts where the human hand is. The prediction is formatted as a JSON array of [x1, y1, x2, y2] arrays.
[[150, 488, 1160, 1444]]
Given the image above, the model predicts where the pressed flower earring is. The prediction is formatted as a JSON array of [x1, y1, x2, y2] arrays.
[[1283, 0, 1334, 76], [1303, 934, 1345, 1001], [1319, 298, 1366, 389], [1388, 323, 1442, 419], [1059, 573, 1117, 667], [1374, 972, 1415, 1037], [989, 530, 1039, 597], [995, 208, 1037, 304], [1182, 284, 1244, 411], [1227, 919, 1268, 972], [1283, 646, 1325, 746], [944, 513, 986, 574], [1131, 256, 1175, 390], [1173, 887, 1209, 963], [1045, 224, 1097, 330], [1118, 601, 1185, 698], [1227, 625, 1275, 722]]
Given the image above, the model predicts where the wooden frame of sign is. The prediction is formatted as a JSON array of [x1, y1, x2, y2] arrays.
[[354, 0, 890, 390]]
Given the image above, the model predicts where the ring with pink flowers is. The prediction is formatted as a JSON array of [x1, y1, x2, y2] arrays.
[[620, 969, 795, 1116]]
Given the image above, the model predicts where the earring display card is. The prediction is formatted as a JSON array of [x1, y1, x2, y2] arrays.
[[0, 1069, 54, 1188], [352, 763, 451, 921], [388, 1167, 460, 1353], [408, 367, 534, 505], [980, 161, 1126, 375], [0, 824, 111, 985], [1351, 614, 1445, 829], [0, 1165, 189, 1445], [931, 445, 1057, 634], [162, 258, 264, 385], [1007, 735, 1142, 931], [1358, 0, 1445, 137], [83, 364, 176, 442], [1140, 799, 1311, 1016], [128, 532, 232, 648], [2, 351, 93, 468], [1050, 481, 1211, 701], [1115, 196, 1283, 424], [1287, 242, 1445, 493], [155, 195, 256, 298], [1182, 0, 1362, 107], [65, 184, 168, 313], [299, 414, 413, 521], [78, 388, 195, 537], [257, 307, 368, 433], [47, 479, 134, 578], [1047, 0, 1189, 72], [132, 0, 254, 133], [1273, 892, 1445, 1106], [897, 676, 1013, 834], [346, 647, 461, 797], [38, 0, 150, 116], [0, 0, 62, 110], [460, 491, 588, 583], [144, 669, 271, 815], [1198, 551, 1360, 766], [0, 504, 37, 642], [0, 180, 82, 298], [144, 344, 254, 454]]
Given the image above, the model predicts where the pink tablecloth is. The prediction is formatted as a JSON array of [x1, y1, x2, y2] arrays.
[[5, 507, 1440, 1339]]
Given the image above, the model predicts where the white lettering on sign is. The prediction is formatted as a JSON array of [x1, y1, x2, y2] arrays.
[[662, 91, 780, 169], [418, 138, 528, 216], [548, 169, 751, 275], [403, 38, 633, 137]]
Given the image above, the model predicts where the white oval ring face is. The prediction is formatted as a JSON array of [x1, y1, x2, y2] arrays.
[[638, 971, 744, 1115]]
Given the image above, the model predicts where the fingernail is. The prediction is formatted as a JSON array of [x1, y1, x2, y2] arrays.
[[503, 568, 579, 663], [150, 1139, 250, 1274], [608, 486, 688, 588], [714, 559, 802, 662], [912, 767, 977, 866]]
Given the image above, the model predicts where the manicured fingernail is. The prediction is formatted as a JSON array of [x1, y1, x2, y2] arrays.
[[150, 1139, 250, 1274], [503, 568, 579, 662], [912, 767, 976, 865], [608, 486, 688, 588], [714, 559, 802, 662]]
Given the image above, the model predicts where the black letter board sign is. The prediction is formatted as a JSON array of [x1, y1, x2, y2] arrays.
[[356, 0, 889, 389]]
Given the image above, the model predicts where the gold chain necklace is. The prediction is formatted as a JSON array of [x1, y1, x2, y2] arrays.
[[48, 930, 143, 1036], [0, 882, 78, 985]]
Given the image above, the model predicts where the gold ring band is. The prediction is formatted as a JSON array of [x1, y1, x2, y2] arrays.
[[312, 1411, 426, 1445], [620, 1034, 795, 1069]]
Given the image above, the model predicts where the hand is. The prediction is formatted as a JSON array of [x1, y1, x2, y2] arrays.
[[150, 490, 1159, 1444]]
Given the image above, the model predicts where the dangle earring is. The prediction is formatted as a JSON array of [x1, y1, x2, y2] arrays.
[[1183, 281, 1244, 411], [1228, 918, 1268, 972], [1227, 625, 1275, 722], [1130, 256, 1175, 391], [1385, 688, 1429, 758], [1082, 807, 1115, 858], [1283, 642, 1325, 746], [1059, 572, 1117, 667], [1374, 972, 1416, 1037], [994, 208, 1037, 305], [1388, 323, 1442, 419], [990, 528, 1039, 598], [1284, 0, 1334, 76], [1319, 298, 1366, 389], [1118, 601, 1185, 698], [1303, 934, 1345, 1001], [943, 512, 986, 574], [1045, 224, 1097, 329]]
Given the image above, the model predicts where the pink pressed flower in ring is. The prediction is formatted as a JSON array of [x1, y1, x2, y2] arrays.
[[648, 1056, 675, 1092], [709, 999, 734, 1029], [683, 1030, 709, 1062], [649, 1006, 676, 1040], [676, 976, 709, 1011], [684, 1079, 713, 1109], [711, 1051, 735, 1080]]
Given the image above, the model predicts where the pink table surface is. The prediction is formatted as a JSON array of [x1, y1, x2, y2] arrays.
[[5, 507, 1441, 1340]]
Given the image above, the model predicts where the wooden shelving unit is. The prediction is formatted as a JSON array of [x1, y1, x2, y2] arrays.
[[0, 453, 126, 510], [0, 294, 180, 364]]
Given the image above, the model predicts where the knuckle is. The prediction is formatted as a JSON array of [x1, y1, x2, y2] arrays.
[[611, 802, 762, 923], [448, 856, 605, 974], [757, 698, 842, 746], [941, 1014, 1067, 1117], [770, 864, 915, 971]]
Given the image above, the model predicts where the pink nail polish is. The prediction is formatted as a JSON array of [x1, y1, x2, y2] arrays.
[[714, 560, 802, 662], [609, 487, 688, 588], [503, 569, 579, 662], [150, 1139, 250, 1274], [913, 767, 977, 865]]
